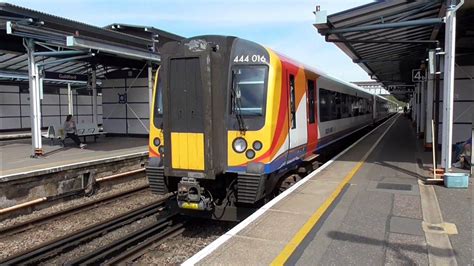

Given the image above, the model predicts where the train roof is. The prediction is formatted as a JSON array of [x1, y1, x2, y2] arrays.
[[265, 46, 375, 98], [184, 35, 395, 102], [375, 94, 399, 105]]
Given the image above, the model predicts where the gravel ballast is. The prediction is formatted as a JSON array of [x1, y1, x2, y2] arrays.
[[135, 219, 235, 265], [0, 178, 162, 259]]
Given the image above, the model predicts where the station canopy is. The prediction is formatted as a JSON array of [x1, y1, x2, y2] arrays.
[[0, 3, 169, 85], [314, 0, 474, 102]]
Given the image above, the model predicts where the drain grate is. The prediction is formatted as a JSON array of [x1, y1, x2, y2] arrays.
[[376, 182, 412, 191]]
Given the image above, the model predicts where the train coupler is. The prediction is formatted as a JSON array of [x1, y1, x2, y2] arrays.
[[176, 177, 212, 211]]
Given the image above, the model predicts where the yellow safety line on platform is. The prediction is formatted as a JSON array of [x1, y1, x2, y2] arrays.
[[271, 114, 399, 265]]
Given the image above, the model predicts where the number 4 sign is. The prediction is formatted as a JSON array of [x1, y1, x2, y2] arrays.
[[412, 69, 426, 82]]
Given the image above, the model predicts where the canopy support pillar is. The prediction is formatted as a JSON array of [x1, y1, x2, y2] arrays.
[[25, 39, 43, 157]]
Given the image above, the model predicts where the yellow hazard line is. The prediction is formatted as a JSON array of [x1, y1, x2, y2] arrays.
[[271, 114, 399, 265]]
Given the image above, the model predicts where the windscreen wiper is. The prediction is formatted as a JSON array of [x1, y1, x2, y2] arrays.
[[231, 72, 247, 133]]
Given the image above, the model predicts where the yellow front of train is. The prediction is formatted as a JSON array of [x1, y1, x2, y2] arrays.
[[149, 68, 164, 160]]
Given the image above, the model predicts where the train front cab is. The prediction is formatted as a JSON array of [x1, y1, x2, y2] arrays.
[[147, 37, 319, 221]]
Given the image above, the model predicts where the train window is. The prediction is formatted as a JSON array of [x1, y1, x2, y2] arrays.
[[154, 70, 163, 117], [358, 98, 365, 114], [307, 79, 315, 124], [340, 94, 349, 118], [289, 74, 296, 129], [333, 91, 341, 119], [319, 89, 374, 121], [319, 88, 331, 122], [351, 96, 360, 116], [231, 66, 268, 116]]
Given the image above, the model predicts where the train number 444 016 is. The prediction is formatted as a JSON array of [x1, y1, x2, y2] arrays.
[[233, 55, 267, 63]]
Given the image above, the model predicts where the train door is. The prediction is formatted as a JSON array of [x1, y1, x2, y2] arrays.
[[287, 72, 299, 163], [306, 78, 318, 156], [168, 57, 206, 171]]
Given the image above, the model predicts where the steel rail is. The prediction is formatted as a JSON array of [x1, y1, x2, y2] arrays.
[[69, 214, 184, 265], [0, 200, 165, 265], [107, 223, 185, 265], [0, 184, 149, 237]]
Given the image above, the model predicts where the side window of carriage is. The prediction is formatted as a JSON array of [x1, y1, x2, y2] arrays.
[[307, 79, 315, 124], [289, 74, 296, 129]]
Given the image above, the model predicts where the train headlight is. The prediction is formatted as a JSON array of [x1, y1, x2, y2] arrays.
[[252, 141, 263, 151], [153, 137, 161, 147], [246, 149, 256, 159], [232, 138, 247, 153], [158, 145, 164, 154]]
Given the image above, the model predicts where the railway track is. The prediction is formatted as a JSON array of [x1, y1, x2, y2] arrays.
[[0, 184, 150, 237], [70, 214, 185, 265], [0, 199, 166, 265]]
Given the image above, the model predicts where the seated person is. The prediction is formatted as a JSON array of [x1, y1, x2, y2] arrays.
[[64, 115, 87, 149], [453, 137, 471, 169]]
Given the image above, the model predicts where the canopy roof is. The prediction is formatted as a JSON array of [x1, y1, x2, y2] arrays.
[[314, 0, 474, 101]]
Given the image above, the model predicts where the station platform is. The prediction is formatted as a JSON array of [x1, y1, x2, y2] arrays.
[[0, 137, 148, 180], [0, 136, 149, 215], [186, 114, 472, 265], [0, 130, 38, 141]]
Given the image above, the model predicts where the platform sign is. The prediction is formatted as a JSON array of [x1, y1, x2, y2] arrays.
[[412, 69, 426, 82], [44, 71, 88, 82]]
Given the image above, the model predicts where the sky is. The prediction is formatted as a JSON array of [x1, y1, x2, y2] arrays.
[[6, 0, 375, 82]]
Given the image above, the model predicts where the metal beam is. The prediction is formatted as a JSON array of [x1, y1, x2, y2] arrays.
[[391, 2, 440, 23], [327, 38, 438, 45], [324, 1, 438, 29], [359, 46, 424, 59], [7, 21, 65, 45], [345, 24, 433, 41], [0, 69, 28, 79], [354, 29, 432, 45], [353, 57, 425, 63], [363, 50, 426, 60], [357, 43, 420, 57], [323, 18, 445, 35], [66, 36, 160, 62], [91, 66, 98, 125], [33, 50, 86, 57], [36, 54, 95, 67]]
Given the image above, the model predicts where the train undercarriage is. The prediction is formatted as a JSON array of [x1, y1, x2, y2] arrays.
[[147, 157, 319, 221]]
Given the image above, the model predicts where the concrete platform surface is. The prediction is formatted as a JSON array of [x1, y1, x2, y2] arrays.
[[188, 114, 470, 265], [0, 137, 147, 179], [294, 114, 429, 265], [192, 115, 399, 265], [434, 180, 473, 265]]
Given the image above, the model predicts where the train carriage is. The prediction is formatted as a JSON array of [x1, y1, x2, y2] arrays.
[[147, 35, 396, 221]]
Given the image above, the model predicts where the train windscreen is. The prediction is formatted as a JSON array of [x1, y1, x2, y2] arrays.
[[153, 69, 163, 128], [231, 66, 268, 116]]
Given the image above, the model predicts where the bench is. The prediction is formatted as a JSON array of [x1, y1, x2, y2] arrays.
[[43, 124, 106, 146], [76, 123, 107, 143]]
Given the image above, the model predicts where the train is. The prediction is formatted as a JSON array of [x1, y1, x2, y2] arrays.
[[146, 35, 397, 221]]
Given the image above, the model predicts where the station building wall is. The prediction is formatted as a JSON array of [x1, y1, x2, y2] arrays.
[[430, 65, 473, 144], [0, 82, 102, 131], [101, 77, 150, 135]]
